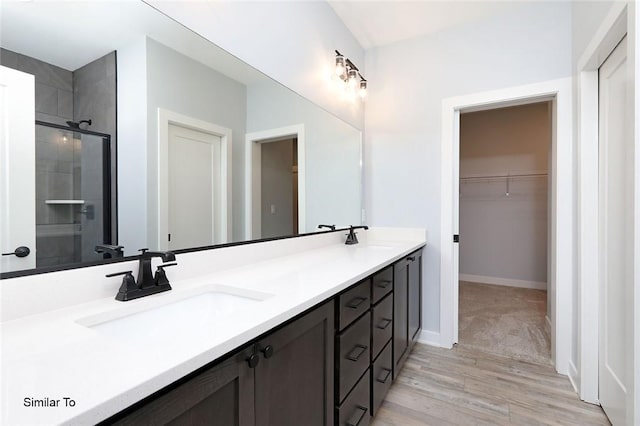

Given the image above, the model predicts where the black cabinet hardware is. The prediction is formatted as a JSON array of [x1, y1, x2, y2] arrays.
[[375, 279, 391, 289], [376, 368, 391, 384], [453, 234, 459, 243], [376, 318, 392, 330], [2, 246, 30, 258], [346, 344, 368, 362], [407, 256, 415, 262], [346, 296, 367, 309], [346, 406, 368, 426], [246, 353, 260, 368], [260, 344, 274, 359]]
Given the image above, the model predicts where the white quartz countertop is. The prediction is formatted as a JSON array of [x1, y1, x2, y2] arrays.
[[1, 234, 425, 425]]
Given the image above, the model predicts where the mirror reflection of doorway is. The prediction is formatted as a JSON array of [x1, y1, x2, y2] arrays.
[[260, 137, 299, 238]]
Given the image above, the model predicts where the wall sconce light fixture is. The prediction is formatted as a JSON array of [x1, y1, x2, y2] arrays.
[[334, 50, 367, 100]]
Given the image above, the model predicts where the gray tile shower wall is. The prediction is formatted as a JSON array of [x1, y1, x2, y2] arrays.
[[72, 51, 117, 245], [1, 48, 73, 125]]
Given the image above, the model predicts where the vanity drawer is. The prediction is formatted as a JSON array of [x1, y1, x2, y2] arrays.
[[338, 278, 371, 331], [371, 266, 393, 304], [371, 293, 393, 360], [371, 341, 393, 417], [337, 369, 370, 426], [338, 311, 371, 402]]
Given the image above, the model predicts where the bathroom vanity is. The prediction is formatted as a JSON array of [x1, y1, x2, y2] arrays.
[[0, 228, 425, 425]]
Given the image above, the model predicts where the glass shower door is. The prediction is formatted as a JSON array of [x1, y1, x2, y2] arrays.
[[35, 121, 112, 267]]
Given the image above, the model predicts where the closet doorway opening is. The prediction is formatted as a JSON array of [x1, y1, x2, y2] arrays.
[[457, 102, 552, 365]]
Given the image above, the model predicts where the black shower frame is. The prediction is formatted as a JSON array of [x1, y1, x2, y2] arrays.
[[35, 120, 115, 249]]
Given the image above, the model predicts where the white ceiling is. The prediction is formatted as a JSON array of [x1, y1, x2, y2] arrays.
[[328, 1, 526, 49]]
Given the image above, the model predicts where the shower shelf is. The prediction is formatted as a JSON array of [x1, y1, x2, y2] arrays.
[[45, 200, 85, 205]]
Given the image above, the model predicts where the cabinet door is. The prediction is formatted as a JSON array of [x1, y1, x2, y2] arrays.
[[393, 258, 409, 379], [408, 250, 422, 344], [254, 301, 334, 426], [111, 349, 255, 426]]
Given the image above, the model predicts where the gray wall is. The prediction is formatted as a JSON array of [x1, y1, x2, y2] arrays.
[[261, 139, 295, 238]]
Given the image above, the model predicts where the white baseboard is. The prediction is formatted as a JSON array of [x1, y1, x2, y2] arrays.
[[459, 273, 547, 290], [568, 360, 580, 393], [417, 330, 446, 348]]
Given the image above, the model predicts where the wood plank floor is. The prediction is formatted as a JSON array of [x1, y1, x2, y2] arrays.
[[371, 343, 610, 425]]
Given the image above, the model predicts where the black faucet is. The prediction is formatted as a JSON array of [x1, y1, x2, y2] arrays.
[[106, 249, 177, 301], [345, 225, 369, 245], [318, 224, 336, 231], [95, 244, 124, 258]]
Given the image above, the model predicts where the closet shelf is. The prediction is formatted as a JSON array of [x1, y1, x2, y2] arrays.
[[460, 172, 547, 182], [45, 200, 85, 205]]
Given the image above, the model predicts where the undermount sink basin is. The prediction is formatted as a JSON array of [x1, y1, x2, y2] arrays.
[[77, 286, 272, 341]]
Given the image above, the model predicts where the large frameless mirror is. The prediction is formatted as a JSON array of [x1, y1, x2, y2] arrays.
[[0, 0, 362, 276]]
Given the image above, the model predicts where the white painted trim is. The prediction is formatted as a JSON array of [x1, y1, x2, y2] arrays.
[[417, 330, 443, 348], [245, 125, 306, 240], [459, 274, 547, 290], [157, 108, 232, 250], [576, 2, 628, 405], [568, 360, 580, 395], [440, 78, 572, 374]]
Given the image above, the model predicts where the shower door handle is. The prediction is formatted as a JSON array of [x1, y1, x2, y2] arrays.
[[2, 246, 31, 258]]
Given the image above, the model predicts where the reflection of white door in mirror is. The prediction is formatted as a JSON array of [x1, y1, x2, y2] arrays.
[[0, 66, 36, 271], [168, 124, 221, 250], [157, 109, 232, 251]]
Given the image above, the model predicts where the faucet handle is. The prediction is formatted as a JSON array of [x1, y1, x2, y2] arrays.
[[154, 262, 177, 287], [107, 271, 139, 301], [138, 248, 149, 254]]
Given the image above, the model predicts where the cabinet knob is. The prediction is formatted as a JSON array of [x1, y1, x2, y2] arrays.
[[246, 353, 260, 368], [407, 256, 416, 262], [260, 344, 274, 359]]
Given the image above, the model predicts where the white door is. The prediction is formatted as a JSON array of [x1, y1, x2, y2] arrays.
[[168, 124, 221, 251], [598, 36, 631, 425], [0, 66, 36, 272]]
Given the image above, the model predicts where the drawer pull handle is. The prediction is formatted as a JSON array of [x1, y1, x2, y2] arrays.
[[346, 344, 368, 362], [376, 367, 392, 384], [407, 256, 416, 262], [346, 296, 367, 309], [347, 405, 368, 426], [376, 318, 392, 330], [375, 279, 391, 289]]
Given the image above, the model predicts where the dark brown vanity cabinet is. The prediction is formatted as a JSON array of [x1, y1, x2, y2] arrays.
[[110, 301, 334, 426], [393, 249, 423, 379]]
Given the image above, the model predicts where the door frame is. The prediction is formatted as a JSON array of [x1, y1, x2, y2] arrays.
[[575, 2, 630, 405], [245, 124, 305, 240], [440, 77, 573, 375], [157, 108, 232, 250]]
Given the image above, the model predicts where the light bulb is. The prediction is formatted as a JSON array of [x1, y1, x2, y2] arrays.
[[358, 80, 367, 99], [347, 70, 358, 88], [335, 55, 345, 78]]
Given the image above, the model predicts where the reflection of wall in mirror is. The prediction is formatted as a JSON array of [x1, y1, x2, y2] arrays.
[[247, 79, 362, 232], [118, 38, 247, 255]]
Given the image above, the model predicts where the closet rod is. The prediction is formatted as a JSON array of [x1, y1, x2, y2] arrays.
[[460, 172, 548, 181]]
